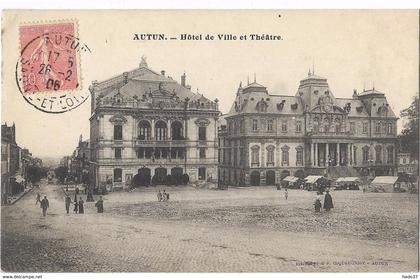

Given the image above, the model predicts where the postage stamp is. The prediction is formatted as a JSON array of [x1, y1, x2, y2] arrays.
[[16, 21, 91, 113]]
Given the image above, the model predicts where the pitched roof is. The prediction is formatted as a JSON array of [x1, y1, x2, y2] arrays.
[[94, 63, 211, 103]]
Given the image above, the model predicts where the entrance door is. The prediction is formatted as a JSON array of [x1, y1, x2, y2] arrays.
[[250, 171, 260, 186], [266, 170, 275, 185]]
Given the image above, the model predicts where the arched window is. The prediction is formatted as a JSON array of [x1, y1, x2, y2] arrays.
[[281, 145, 290, 166], [155, 120, 167, 141], [138, 120, 151, 140], [313, 117, 319, 133], [251, 145, 260, 167], [362, 146, 370, 164], [375, 145, 382, 164], [335, 118, 341, 133], [387, 146, 394, 164], [171, 121, 183, 140], [266, 145, 275, 167]]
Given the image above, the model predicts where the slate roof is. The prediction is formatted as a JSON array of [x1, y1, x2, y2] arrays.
[[335, 98, 369, 117], [94, 63, 211, 103]]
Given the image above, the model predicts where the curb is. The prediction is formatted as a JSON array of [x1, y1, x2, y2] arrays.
[[8, 187, 34, 205]]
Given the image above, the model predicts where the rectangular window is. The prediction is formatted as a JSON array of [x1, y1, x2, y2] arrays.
[[115, 148, 122, 159], [114, 125, 123, 140], [282, 150, 289, 165], [281, 121, 287, 132], [267, 119, 273, 131], [199, 148, 206, 158], [199, 126, 207, 140], [350, 122, 355, 134], [113, 168, 122, 183], [387, 123, 393, 135], [296, 149, 303, 165], [375, 122, 381, 134], [296, 120, 302, 133], [362, 123, 368, 134], [252, 119, 258, 131]]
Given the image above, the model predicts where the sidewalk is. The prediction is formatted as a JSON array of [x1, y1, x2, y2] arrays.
[[4, 186, 33, 205]]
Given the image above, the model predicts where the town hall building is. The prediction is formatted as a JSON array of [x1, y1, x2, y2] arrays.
[[89, 57, 219, 192], [218, 71, 398, 186]]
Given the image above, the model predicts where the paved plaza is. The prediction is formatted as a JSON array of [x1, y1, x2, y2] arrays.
[[1, 180, 418, 272]]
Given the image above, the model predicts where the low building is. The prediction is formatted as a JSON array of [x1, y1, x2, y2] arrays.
[[397, 152, 418, 176]]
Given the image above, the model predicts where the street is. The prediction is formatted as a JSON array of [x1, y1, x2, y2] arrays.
[[1, 180, 418, 272]]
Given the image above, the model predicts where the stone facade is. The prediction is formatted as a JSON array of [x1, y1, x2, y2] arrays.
[[89, 58, 219, 191], [219, 71, 398, 187]]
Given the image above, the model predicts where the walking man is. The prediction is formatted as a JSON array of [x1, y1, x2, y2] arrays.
[[284, 189, 288, 200], [157, 190, 162, 202], [35, 192, 41, 205], [65, 195, 72, 214], [323, 190, 334, 212], [40, 196, 49, 216]]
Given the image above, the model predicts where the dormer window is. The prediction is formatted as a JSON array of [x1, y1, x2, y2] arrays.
[[314, 90, 319, 95], [291, 103, 298, 110]]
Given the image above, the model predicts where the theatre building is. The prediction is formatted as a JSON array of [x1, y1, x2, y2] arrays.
[[89, 58, 219, 191], [218, 71, 398, 186]]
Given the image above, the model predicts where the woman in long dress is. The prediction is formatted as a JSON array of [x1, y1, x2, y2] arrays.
[[95, 196, 104, 213], [78, 197, 84, 214]]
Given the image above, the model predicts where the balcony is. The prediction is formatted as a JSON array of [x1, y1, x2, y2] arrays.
[[135, 139, 188, 147]]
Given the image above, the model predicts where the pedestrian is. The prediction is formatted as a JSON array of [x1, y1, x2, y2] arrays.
[[75, 187, 80, 195], [314, 192, 322, 213], [40, 196, 49, 217], [166, 191, 170, 201], [95, 196, 104, 213], [323, 190, 334, 212], [78, 197, 84, 214], [284, 189, 288, 200], [65, 195, 72, 214], [157, 190, 162, 202], [162, 189, 167, 202], [66, 185, 69, 192], [73, 198, 79, 214], [36, 192, 41, 205]]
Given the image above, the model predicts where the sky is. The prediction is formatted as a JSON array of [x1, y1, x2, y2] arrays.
[[2, 10, 418, 159]]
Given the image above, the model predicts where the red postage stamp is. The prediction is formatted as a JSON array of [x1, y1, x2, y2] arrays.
[[17, 21, 91, 113]]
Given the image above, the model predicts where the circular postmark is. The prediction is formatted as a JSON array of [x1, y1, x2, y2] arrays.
[[16, 22, 91, 113]]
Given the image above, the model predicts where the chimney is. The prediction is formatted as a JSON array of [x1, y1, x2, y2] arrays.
[[161, 70, 165, 76], [352, 89, 358, 99], [181, 72, 186, 87]]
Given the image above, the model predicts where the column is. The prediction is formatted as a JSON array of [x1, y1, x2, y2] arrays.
[[311, 143, 314, 166], [337, 143, 340, 166], [167, 119, 171, 140], [151, 119, 155, 139], [184, 118, 189, 139], [326, 143, 329, 166], [347, 144, 351, 166], [315, 143, 318, 167]]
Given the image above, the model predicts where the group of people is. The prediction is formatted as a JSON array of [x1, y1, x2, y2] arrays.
[[314, 190, 334, 213], [157, 189, 170, 202], [36, 191, 104, 217]]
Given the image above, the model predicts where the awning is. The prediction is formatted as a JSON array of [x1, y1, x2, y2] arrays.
[[305, 175, 323, 184], [14, 175, 25, 183], [336, 177, 359, 183], [371, 176, 399, 185], [282, 176, 298, 183]]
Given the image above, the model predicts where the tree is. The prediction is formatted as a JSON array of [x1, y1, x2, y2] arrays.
[[399, 95, 419, 160], [54, 166, 68, 183], [26, 165, 47, 183]]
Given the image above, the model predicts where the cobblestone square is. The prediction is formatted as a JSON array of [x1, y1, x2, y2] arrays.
[[1, 180, 418, 272]]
